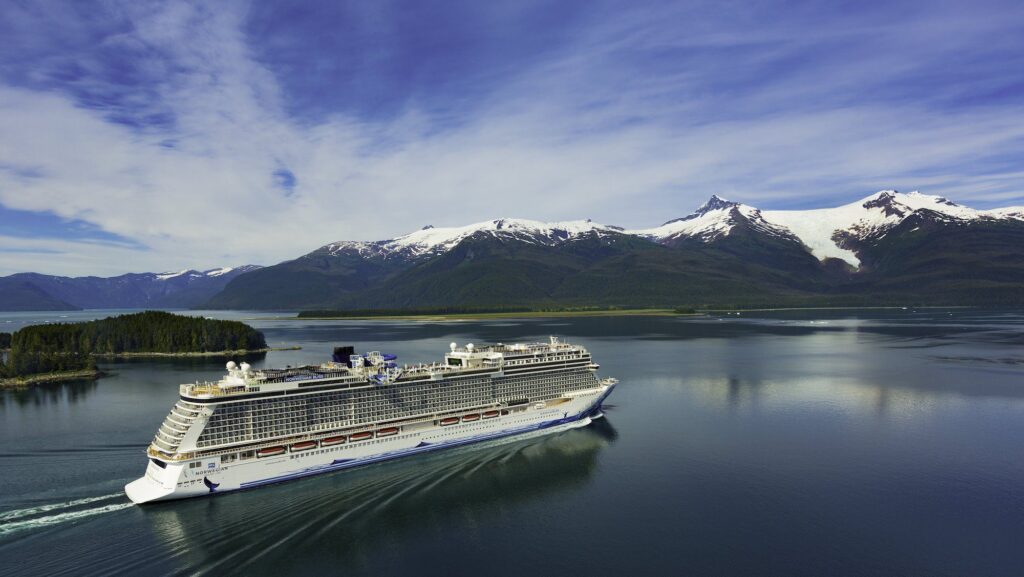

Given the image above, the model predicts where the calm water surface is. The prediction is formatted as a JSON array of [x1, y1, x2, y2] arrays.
[[2, 309, 1024, 576]]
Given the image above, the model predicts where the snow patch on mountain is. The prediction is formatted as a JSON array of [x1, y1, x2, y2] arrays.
[[156, 269, 190, 280], [326, 218, 619, 259], [988, 206, 1024, 220], [761, 190, 1018, 267], [155, 266, 260, 281]]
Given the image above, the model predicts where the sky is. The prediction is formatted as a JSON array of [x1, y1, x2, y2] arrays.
[[1, 0, 1023, 276]]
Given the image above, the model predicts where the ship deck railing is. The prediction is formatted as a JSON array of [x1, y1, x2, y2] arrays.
[[179, 383, 248, 397]]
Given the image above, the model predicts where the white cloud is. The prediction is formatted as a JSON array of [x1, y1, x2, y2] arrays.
[[0, 1, 1022, 276]]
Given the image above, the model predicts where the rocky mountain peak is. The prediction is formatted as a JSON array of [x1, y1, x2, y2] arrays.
[[695, 195, 740, 215]]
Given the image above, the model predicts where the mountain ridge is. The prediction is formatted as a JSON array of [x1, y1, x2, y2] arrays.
[[206, 190, 1024, 310], [0, 265, 262, 311], [314, 190, 1024, 270], [6, 191, 1023, 311]]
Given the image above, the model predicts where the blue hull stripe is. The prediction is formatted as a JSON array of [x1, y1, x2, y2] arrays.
[[237, 387, 614, 490]]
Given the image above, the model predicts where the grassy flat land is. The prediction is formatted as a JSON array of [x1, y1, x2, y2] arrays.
[[271, 304, 980, 322], [91, 346, 301, 358], [288, 308, 693, 321], [1, 368, 105, 389]]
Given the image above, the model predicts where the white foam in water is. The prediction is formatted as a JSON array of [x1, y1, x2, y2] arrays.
[[0, 494, 130, 538], [0, 493, 123, 523]]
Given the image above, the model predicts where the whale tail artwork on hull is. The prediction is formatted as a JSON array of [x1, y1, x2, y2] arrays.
[[125, 337, 617, 504]]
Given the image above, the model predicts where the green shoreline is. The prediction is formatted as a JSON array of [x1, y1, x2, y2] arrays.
[[275, 305, 975, 322], [285, 308, 687, 321], [1, 368, 106, 389], [91, 346, 301, 358]]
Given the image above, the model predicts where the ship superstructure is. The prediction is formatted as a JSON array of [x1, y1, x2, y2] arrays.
[[126, 337, 617, 503]]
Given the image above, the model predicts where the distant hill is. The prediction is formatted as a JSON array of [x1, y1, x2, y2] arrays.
[[204, 191, 1024, 310], [0, 279, 79, 311], [0, 266, 261, 311]]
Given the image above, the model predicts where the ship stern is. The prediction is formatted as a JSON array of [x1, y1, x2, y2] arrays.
[[125, 459, 185, 504]]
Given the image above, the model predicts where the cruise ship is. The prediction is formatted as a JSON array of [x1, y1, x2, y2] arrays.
[[125, 337, 617, 504]]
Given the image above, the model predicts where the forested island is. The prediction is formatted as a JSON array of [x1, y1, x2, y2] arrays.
[[0, 311, 267, 387]]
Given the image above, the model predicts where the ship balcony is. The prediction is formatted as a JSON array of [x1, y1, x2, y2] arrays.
[[162, 416, 191, 430], [152, 437, 180, 453], [147, 444, 190, 461], [169, 408, 198, 420], [158, 424, 187, 438], [155, 430, 184, 446], [162, 421, 189, 435]]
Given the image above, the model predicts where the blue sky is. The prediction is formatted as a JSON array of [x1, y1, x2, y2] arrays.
[[1, 0, 1023, 276]]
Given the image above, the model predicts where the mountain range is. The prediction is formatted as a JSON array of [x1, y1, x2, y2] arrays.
[[0, 266, 261, 311], [4, 191, 1022, 312], [204, 190, 1024, 310]]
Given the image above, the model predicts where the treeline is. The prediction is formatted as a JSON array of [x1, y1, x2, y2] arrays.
[[297, 305, 651, 318], [1, 311, 266, 379], [0, 350, 97, 380], [0, 332, 10, 349]]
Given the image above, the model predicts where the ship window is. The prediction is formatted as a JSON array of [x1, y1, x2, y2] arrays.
[[239, 450, 255, 460], [221, 454, 237, 464], [448, 358, 462, 366], [150, 458, 167, 469]]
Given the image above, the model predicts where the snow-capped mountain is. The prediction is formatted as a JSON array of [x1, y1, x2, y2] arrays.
[[761, 191, 1024, 267], [323, 218, 623, 261], [313, 190, 1024, 271], [633, 195, 800, 245], [108, 190, 1024, 310], [0, 265, 262, 311], [636, 190, 1024, 268]]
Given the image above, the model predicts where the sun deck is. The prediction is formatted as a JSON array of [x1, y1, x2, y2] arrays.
[[178, 337, 592, 400]]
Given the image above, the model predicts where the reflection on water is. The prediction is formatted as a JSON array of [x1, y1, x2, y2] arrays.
[[0, 379, 99, 408], [36, 422, 615, 576]]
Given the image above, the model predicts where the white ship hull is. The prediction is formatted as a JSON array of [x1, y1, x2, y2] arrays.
[[126, 383, 613, 504]]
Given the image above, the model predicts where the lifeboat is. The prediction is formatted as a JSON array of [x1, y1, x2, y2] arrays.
[[377, 427, 399, 437], [462, 413, 480, 422], [321, 435, 347, 446], [350, 431, 373, 441], [482, 410, 499, 419], [440, 417, 459, 426], [257, 446, 285, 458], [291, 441, 317, 452]]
